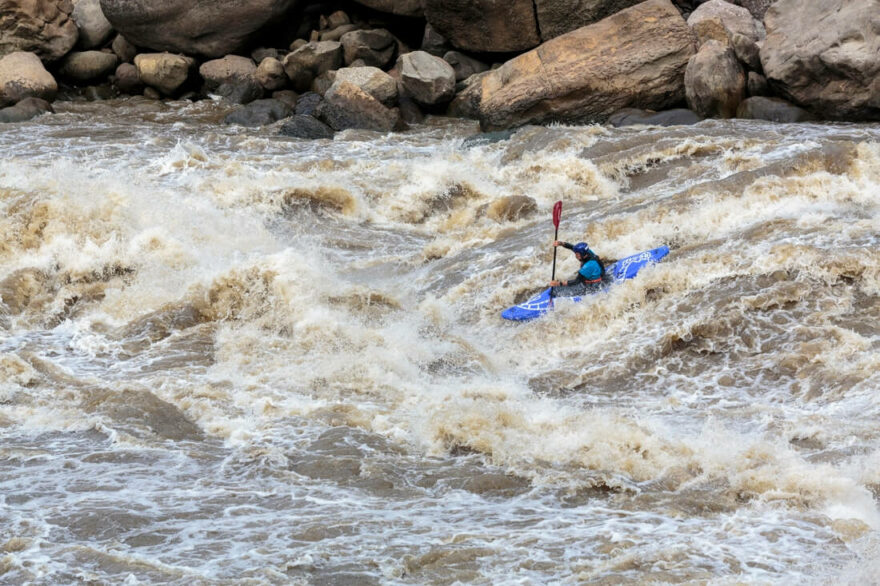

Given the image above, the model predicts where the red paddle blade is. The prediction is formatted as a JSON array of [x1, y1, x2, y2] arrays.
[[552, 200, 562, 228]]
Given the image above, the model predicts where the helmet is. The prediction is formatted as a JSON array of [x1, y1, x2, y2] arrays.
[[572, 242, 589, 255]]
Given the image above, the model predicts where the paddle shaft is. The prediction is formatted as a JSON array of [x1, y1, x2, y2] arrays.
[[551, 200, 562, 282], [551, 225, 559, 281]]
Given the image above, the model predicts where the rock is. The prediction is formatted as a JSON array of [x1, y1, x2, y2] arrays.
[[317, 80, 400, 131], [58, 50, 118, 82], [691, 16, 732, 47], [442, 51, 488, 82], [72, 0, 113, 49], [310, 70, 336, 95], [283, 41, 343, 92], [534, 0, 645, 40], [114, 62, 142, 93], [397, 51, 455, 106], [475, 0, 696, 130], [736, 0, 775, 20], [271, 89, 298, 108], [687, 0, 762, 42], [0, 97, 54, 123], [252, 47, 280, 63], [608, 107, 703, 126], [736, 96, 815, 122], [84, 83, 115, 100], [486, 195, 537, 222], [215, 78, 264, 104], [421, 23, 450, 56], [340, 29, 396, 68], [278, 114, 334, 138], [143, 86, 161, 99], [295, 91, 322, 115], [256, 57, 288, 91], [760, 0, 880, 121], [731, 32, 760, 70], [320, 24, 359, 43], [351, 0, 423, 17], [747, 71, 768, 96], [224, 98, 292, 126], [0, 0, 79, 61], [199, 55, 257, 91], [447, 69, 490, 118], [685, 40, 745, 118], [0, 52, 58, 106], [99, 0, 301, 58], [289, 39, 308, 52], [423, 0, 540, 53], [321, 10, 350, 30], [333, 66, 398, 106], [398, 96, 424, 124], [111, 34, 137, 62], [134, 52, 195, 96]]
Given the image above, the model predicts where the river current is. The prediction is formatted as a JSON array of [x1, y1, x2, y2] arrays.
[[1, 99, 879, 584]]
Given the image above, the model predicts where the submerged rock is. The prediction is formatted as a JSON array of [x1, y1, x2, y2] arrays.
[[0, 97, 54, 123], [278, 114, 335, 139], [224, 98, 293, 126], [0, 52, 58, 107]]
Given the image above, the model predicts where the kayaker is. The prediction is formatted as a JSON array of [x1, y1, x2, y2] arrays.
[[549, 241, 606, 297]]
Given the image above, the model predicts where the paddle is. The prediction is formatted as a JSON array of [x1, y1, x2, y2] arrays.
[[551, 200, 562, 281]]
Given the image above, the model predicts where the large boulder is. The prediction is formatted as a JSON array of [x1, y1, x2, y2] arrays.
[[397, 50, 456, 106], [0, 97, 54, 123], [687, 0, 763, 42], [199, 55, 257, 91], [99, 0, 300, 57], [736, 96, 815, 122], [0, 52, 58, 106], [684, 40, 745, 118], [534, 0, 645, 40], [333, 66, 398, 106], [72, 0, 113, 49], [352, 0, 423, 17], [0, 0, 79, 61], [283, 41, 343, 92], [317, 80, 400, 131], [58, 50, 118, 82], [423, 0, 540, 53], [134, 52, 195, 95], [340, 29, 396, 68], [475, 0, 696, 130], [760, 0, 880, 121]]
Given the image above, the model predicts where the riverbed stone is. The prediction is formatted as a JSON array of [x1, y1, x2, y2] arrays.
[[256, 57, 287, 91], [423, 0, 540, 53], [685, 40, 745, 118], [224, 98, 292, 126], [134, 52, 195, 96], [421, 23, 450, 56], [736, 96, 815, 122], [0, 97, 54, 123], [0, 0, 79, 61], [99, 0, 301, 57], [397, 51, 455, 106], [199, 55, 257, 91], [72, 0, 114, 49], [475, 0, 696, 130], [111, 34, 137, 62], [760, 0, 880, 121], [317, 80, 399, 131], [340, 29, 396, 68], [283, 41, 343, 92], [113, 62, 142, 93], [442, 51, 488, 82], [215, 78, 264, 104], [731, 32, 761, 71], [0, 52, 58, 106], [278, 114, 335, 138], [59, 50, 118, 82], [295, 91, 322, 116], [333, 66, 397, 106]]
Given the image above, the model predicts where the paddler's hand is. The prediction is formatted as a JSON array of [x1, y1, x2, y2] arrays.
[[552, 240, 561, 247], [550, 280, 562, 287]]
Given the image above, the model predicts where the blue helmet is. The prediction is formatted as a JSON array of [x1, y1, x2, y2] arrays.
[[572, 242, 589, 255]]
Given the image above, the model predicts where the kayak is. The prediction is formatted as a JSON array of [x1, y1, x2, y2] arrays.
[[501, 246, 670, 321]]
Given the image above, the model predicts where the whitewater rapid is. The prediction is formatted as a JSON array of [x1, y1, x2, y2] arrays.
[[1, 99, 879, 584]]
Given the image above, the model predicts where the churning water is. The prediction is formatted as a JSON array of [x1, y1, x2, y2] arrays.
[[1, 99, 879, 584]]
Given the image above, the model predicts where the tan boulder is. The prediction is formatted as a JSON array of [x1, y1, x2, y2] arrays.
[[134, 52, 196, 95], [283, 41, 343, 91], [256, 57, 287, 91], [317, 80, 399, 132], [475, 0, 696, 130], [72, 0, 114, 49], [423, 0, 540, 53], [333, 66, 398, 106], [58, 50, 118, 82], [685, 40, 746, 118], [0, 0, 79, 61], [0, 52, 58, 106], [199, 55, 257, 90], [687, 0, 763, 43], [397, 50, 456, 106]]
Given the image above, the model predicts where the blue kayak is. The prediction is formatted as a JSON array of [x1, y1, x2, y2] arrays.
[[501, 246, 669, 321]]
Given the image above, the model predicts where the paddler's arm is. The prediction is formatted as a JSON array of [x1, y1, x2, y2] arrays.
[[552, 241, 574, 250]]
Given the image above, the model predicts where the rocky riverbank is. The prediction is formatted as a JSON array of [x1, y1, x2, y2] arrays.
[[0, 0, 877, 133]]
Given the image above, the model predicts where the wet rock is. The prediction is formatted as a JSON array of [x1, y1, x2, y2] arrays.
[[423, 0, 539, 53], [224, 98, 293, 126], [421, 23, 450, 56], [58, 50, 118, 82], [111, 34, 137, 63], [310, 70, 336, 95], [687, 0, 763, 42], [84, 83, 115, 100], [442, 51, 488, 82], [81, 388, 203, 442], [317, 80, 400, 132], [0, 0, 78, 61], [608, 107, 703, 127], [272, 89, 298, 108], [685, 40, 745, 118], [283, 40, 343, 91], [397, 50, 455, 106], [486, 195, 537, 222], [72, 0, 114, 49], [333, 66, 398, 106], [199, 55, 257, 91], [476, 0, 696, 130], [398, 96, 424, 124], [278, 114, 334, 138], [294, 90, 322, 116], [134, 52, 195, 96], [534, 0, 645, 40], [731, 32, 761, 71], [747, 71, 768, 96], [0, 52, 58, 107], [351, 0, 423, 17], [0, 97, 54, 123], [736, 96, 815, 122], [760, 0, 880, 121], [215, 78, 264, 104], [340, 29, 396, 68], [255, 57, 287, 91], [99, 0, 301, 58], [143, 86, 161, 99], [113, 62, 143, 94]]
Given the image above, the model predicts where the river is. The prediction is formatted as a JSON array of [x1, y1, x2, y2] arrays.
[[1, 99, 878, 584]]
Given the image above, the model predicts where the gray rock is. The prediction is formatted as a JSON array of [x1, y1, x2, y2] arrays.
[[0, 52, 58, 106], [685, 40, 745, 118], [72, 0, 114, 49], [0, 0, 78, 62], [442, 51, 488, 82], [333, 66, 398, 106], [687, 0, 762, 42], [143, 86, 161, 99], [224, 98, 293, 126], [421, 23, 450, 56], [608, 107, 703, 127], [731, 32, 761, 70], [736, 96, 815, 122], [295, 91, 322, 116], [310, 70, 336, 95], [199, 55, 257, 91], [317, 80, 400, 131], [278, 114, 334, 138], [283, 40, 343, 91], [111, 34, 137, 62], [0, 97, 54, 123], [134, 52, 196, 96], [256, 57, 288, 91], [397, 51, 456, 106], [215, 78, 264, 104], [114, 62, 143, 94], [59, 50, 118, 82], [398, 96, 424, 124], [340, 29, 396, 68]]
